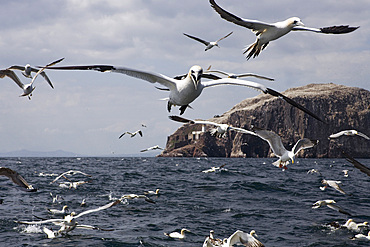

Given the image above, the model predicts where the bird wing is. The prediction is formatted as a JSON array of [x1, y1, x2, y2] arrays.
[[30, 58, 64, 86], [216, 31, 233, 42], [251, 127, 287, 157], [342, 150, 370, 177], [206, 69, 230, 77], [183, 33, 210, 46], [236, 73, 275, 81], [16, 218, 64, 225], [44, 64, 178, 91], [51, 170, 91, 184], [0, 167, 36, 192], [292, 138, 317, 155], [0, 69, 24, 88], [169, 115, 225, 128], [76, 224, 115, 231], [357, 132, 370, 140], [7, 65, 26, 71], [118, 132, 126, 139], [75, 199, 121, 218], [228, 126, 257, 136], [292, 25, 359, 34], [329, 130, 347, 138], [209, 0, 274, 31], [228, 230, 264, 247], [137, 130, 143, 137], [327, 180, 347, 195], [326, 204, 352, 216]]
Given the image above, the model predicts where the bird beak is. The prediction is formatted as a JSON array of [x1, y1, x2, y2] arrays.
[[190, 72, 201, 90], [298, 21, 304, 26], [291, 158, 294, 164]]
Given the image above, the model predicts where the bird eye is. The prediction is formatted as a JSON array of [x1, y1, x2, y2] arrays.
[[293, 20, 298, 24]]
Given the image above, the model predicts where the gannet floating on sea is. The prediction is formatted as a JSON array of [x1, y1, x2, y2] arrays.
[[16, 199, 120, 238], [312, 199, 351, 216], [164, 228, 190, 239], [209, 0, 359, 59], [140, 145, 163, 153], [47, 205, 69, 216], [320, 179, 347, 195], [183, 31, 233, 51], [118, 130, 143, 139], [352, 231, 370, 241], [143, 189, 160, 195], [43, 64, 324, 122], [120, 193, 156, 204], [251, 126, 318, 169], [329, 130, 370, 140], [202, 164, 227, 173], [51, 170, 91, 184], [342, 219, 368, 232], [169, 115, 256, 138], [0, 167, 37, 192], [342, 170, 349, 177]]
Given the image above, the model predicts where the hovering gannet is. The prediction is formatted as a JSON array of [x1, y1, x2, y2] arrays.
[[342, 219, 368, 232], [51, 170, 91, 184], [16, 199, 120, 238], [164, 228, 190, 239], [0, 167, 37, 192], [8, 63, 56, 88], [202, 164, 227, 173], [59, 180, 90, 189], [210, 230, 264, 247], [352, 231, 370, 241], [342, 150, 370, 177], [209, 0, 359, 59], [320, 179, 347, 195], [206, 69, 274, 81], [44, 65, 324, 122], [251, 126, 318, 169], [9, 58, 63, 99], [47, 205, 69, 215], [118, 130, 143, 139], [169, 115, 256, 138], [329, 130, 370, 140], [312, 199, 351, 216], [140, 145, 163, 152], [183, 31, 233, 51], [120, 194, 156, 204]]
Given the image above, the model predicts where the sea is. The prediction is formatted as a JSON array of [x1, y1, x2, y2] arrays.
[[0, 157, 369, 247]]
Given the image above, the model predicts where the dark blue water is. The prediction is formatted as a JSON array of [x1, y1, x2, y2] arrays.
[[0, 157, 369, 246]]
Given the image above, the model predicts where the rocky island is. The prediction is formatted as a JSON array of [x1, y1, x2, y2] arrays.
[[159, 83, 370, 158]]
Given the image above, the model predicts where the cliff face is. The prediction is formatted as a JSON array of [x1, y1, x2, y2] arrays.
[[159, 83, 370, 158]]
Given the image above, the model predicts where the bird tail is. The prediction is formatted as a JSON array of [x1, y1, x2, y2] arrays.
[[43, 227, 56, 238], [243, 41, 268, 60]]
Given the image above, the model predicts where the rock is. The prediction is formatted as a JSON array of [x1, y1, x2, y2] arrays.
[[159, 83, 370, 158]]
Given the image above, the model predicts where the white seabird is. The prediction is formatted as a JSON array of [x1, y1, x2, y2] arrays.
[[251, 126, 318, 169], [329, 130, 370, 140], [342, 219, 369, 232], [16, 199, 120, 238], [203, 230, 223, 247], [0, 167, 37, 192], [164, 228, 190, 239], [120, 193, 156, 204], [143, 189, 160, 195], [352, 231, 370, 241], [209, 0, 359, 59], [8, 63, 56, 88], [183, 31, 233, 51], [51, 170, 91, 184], [202, 164, 227, 173], [44, 64, 324, 122], [320, 179, 347, 195], [342, 150, 370, 177], [119, 130, 143, 139], [140, 145, 164, 153], [312, 199, 351, 216], [208, 230, 264, 247], [47, 205, 69, 216], [8, 58, 63, 99], [342, 170, 349, 177], [58, 180, 90, 189], [169, 115, 256, 138]]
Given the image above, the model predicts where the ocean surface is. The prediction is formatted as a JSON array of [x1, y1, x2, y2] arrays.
[[0, 157, 369, 247]]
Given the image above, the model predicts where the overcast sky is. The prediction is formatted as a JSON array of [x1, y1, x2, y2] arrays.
[[0, 0, 369, 156]]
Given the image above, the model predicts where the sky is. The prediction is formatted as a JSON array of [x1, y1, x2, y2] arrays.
[[0, 0, 369, 156]]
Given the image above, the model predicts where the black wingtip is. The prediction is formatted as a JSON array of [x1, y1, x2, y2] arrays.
[[320, 25, 360, 34]]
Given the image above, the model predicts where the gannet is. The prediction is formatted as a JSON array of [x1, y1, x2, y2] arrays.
[[120, 194, 155, 204], [312, 199, 351, 216], [80, 199, 87, 207], [8, 58, 63, 99], [140, 145, 163, 152], [202, 164, 227, 173], [251, 126, 318, 169], [118, 130, 143, 139], [342, 170, 349, 177], [0, 69, 24, 89], [164, 228, 190, 239], [16, 199, 120, 238], [307, 169, 321, 175], [0, 167, 37, 192], [50, 192, 63, 203], [220, 230, 264, 247], [143, 189, 160, 195], [8, 63, 56, 88], [47, 205, 69, 215], [209, 0, 359, 59], [206, 69, 274, 81], [51, 170, 91, 184], [352, 231, 370, 241], [342, 219, 368, 232], [183, 31, 233, 51], [58, 180, 90, 189], [342, 150, 370, 177], [329, 130, 370, 140], [169, 115, 257, 138], [203, 230, 223, 247], [320, 179, 347, 195], [43, 64, 324, 122]]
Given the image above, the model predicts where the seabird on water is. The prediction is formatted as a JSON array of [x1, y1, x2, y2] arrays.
[[342, 219, 368, 232], [312, 199, 351, 216], [164, 228, 190, 239], [209, 0, 359, 59], [352, 231, 370, 241], [120, 193, 156, 204], [0, 167, 37, 192], [118, 130, 143, 139], [183, 31, 233, 51], [47, 205, 69, 216], [329, 130, 370, 140], [204, 230, 264, 247], [42, 64, 325, 122], [202, 164, 227, 173], [251, 126, 318, 169]]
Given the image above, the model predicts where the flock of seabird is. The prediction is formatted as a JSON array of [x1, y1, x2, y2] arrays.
[[1, 0, 368, 245]]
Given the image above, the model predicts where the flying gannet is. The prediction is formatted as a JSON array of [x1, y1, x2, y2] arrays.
[[43, 64, 324, 122], [0, 167, 37, 192], [329, 130, 370, 140], [51, 170, 91, 184], [8, 58, 63, 99], [183, 31, 233, 51], [164, 228, 190, 239], [118, 130, 143, 139], [205, 230, 264, 247], [251, 126, 318, 169], [209, 0, 359, 59], [16, 199, 120, 238], [312, 199, 351, 216], [140, 145, 164, 152], [320, 179, 347, 195], [58, 180, 90, 189], [169, 115, 257, 138], [8, 63, 56, 89]]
